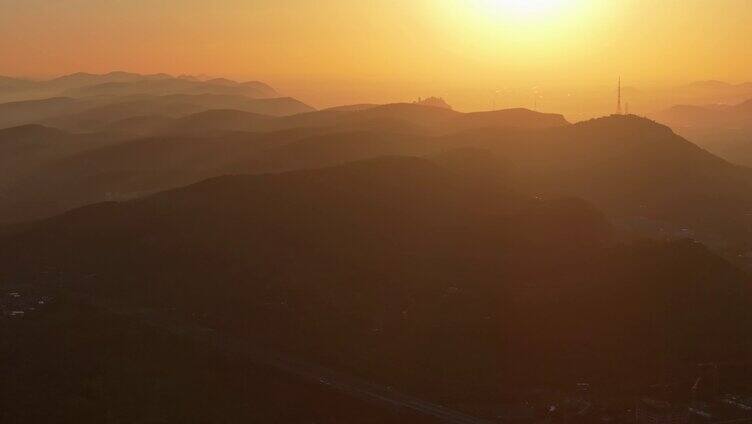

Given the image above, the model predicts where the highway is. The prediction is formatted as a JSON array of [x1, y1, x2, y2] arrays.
[[75, 294, 496, 424]]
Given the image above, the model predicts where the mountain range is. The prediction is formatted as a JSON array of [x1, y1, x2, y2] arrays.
[[0, 104, 567, 222], [1, 155, 748, 400], [651, 98, 752, 166], [4, 76, 752, 413], [4, 104, 752, 249], [0, 71, 279, 103], [0, 93, 314, 131]]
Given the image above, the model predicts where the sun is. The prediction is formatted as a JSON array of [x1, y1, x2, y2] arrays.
[[436, 0, 594, 60], [481, 0, 568, 18]]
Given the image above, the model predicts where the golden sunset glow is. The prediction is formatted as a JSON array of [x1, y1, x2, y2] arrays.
[[478, 0, 571, 18], [2, 1, 752, 112], [455, 0, 590, 34], [7, 0, 752, 420]]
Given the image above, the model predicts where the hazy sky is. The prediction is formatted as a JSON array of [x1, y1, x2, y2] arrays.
[[2, 0, 752, 110]]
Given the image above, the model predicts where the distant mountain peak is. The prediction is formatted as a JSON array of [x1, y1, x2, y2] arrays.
[[0, 72, 282, 102], [572, 114, 681, 140], [106, 71, 138, 77], [0, 123, 66, 137], [324, 104, 381, 112], [52, 72, 97, 81], [206, 78, 237, 86], [580, 113, 667, 127]]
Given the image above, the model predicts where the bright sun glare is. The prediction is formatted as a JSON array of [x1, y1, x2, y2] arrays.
[[484, 0, 567, 17], [441, 0, 591, 62]]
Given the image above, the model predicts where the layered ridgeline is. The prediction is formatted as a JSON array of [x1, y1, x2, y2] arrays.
[[0, 104, 568, 222], [651, 98, 752, 167], [0, 93, 314, 130], [438, 114, 752, 247], [4, 103, 752, 249], [0, 71, 279, 103], [0, 72, 314, 133], [1, 156, 749, 400]]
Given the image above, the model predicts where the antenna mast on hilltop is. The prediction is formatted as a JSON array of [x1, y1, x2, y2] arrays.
[[616, 77, 622, 115]]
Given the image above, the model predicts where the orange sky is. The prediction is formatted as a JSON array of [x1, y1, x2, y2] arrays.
[[2, 0, 752, 111]]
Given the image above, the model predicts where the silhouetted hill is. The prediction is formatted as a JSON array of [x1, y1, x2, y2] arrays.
[[0, 125, 435, 223], [5, 107, 752, 251], [0, 76, 37, 95], [174, 103, 570, 137], [443, 115, 752, 245], [461, 108, 569, 130], [0, 97, 104, 129], [651, 98, 752, 166], [0, 102, 571, 223], [164, 110, 274, 135], [0, 123, 69, 143], [0, 93, 314, 131], [324, 104, 381, 112], [0, 72, 282, 103], [0, 124, 129, 187], [652, 100, 752, 130], [162, 93, 312, 114], [227, 131, 437, 174], [0, 127, 331, 222], [345, 104, 569, 134], [39, 95, 313, 132], [427, 147, 511, 184], [48, 71, 171, 89], [3, 111, 751, 246], [0, 124, 72, 169], [63, 78, 278, 99], [101, 115, 177, 136], [1, 157, 748, 399], [42, 98, 204, 132]]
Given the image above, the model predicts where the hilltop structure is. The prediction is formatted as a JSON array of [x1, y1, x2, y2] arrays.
[[413, 96, 453, 110]]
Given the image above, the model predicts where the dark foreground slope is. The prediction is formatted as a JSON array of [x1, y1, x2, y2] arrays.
[[0, 298, 437, 424], [2, 157, 749, 403]]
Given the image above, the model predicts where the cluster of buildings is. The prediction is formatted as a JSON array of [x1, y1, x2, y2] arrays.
[[0, 289, 53, 319], [636, 365, 752, 424], [636, 394, 752, 424], [489, 365, 752, 424]]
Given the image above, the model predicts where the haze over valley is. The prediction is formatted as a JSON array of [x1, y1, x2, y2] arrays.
[[5, 2, 752, 423]]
